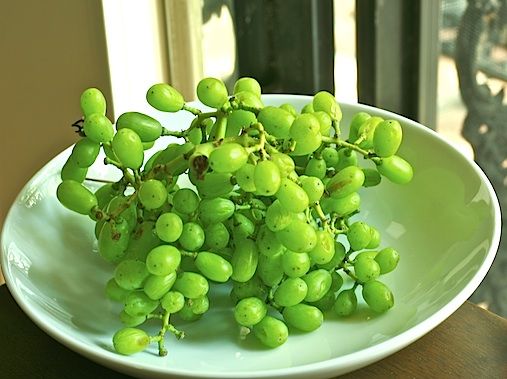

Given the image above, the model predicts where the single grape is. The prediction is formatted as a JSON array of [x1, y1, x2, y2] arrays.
[[270, 152, 295, 178], [254, 160, 281, 196], [177, 303, 202, 322], [231, 238, 259, 282], [310, 289, 337, 312], [143, 272, 177, 300], [116, 112, 162, 142], [279, 103, 297, 116], [236, 163, 257, 192], [335, 149, 358, 170], [195, 172, 234, 198], [321, 147, 339, 167], [276, 178, 309, 213], [106, 195, 137, 232], [57, 180, 97, 215], [283, 304, 323, 332], [376, 155, 413, 184], [234, 297, 267, 326], [318, 241, 346, 270], [320, 192, 360, 217], [334, 289, 358, 316], [209, 143, 248, 173], [366, 226, 381, 249], [276, 219, 317, 253], [123, 221, 162, 262], [113, 328, 150, 355], [347, 221, 372, 251], [179, 222, 205, 251], [362, 280, 394, 313], [257, 251, 284, 287], [119, 310, 146, 327], [373, 120, 402, 157], [326, 165, 365, 198], [234, 90, 263, 108], [154, 142, 194, 173], [115, 260, 150, 290], [299, 176, 325, 204], [302, 269, 332, 302], [305, 157, 327, 179], [112, 128, 144, 169], [173, 272, 209, 299], [354, 257, 381, 283], [282, 250, 311, 278], [83, 113, 114, 143], [198, 197, 235, 224], [155, 212, 183, 243], [204, 222, 230, 250], [225, 110, 257, 137], [80, 88, 106, 117], [195, 251, 233, 282], [290, 113, 320, 140], [362, 168, 382, 187], [138, 179, 167, 210], [146, 83, 184, 112], [313, 111, 332, 135], [188, 127, 203, 145], [71, 138, 100, 168], [188, 295, 209, 314], [252, 316, 288, 348], [124, 291, 159, 317], [231, 213, 256, 239], [308, 230, 335, 265], [312, 91, 342, 121], [161, 291, 185, 313], [257, 106, 294, 138], [61, 157, 87, 182], [98, 219, 130, 262], [257, 226, 285, 256], [233, 77, 261, 97], [375, 247, 400, 274], [197, 77, 228, 108], [146, 245, 181, 275], [355, 116, 383, 149], [330, 271, 344, 292], [301, 102, 314, 113], [274, 277, 308, 307], [231, 277, 268, 302], [105, 278, 131, 303], [348, 112, 370, 143], [265, 200, 294, 232], [172, 188, 199, 214], [94, 183, 117, 209]]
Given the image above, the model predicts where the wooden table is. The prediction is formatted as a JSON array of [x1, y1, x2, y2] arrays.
[[0, 283, 506, 378]]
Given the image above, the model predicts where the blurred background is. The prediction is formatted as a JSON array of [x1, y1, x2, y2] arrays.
[[0, 0, 505, 316]]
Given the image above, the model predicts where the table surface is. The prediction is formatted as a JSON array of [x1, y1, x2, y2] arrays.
[[1, 284, 506, 379]]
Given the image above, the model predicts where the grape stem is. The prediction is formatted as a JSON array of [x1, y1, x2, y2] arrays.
[[182, 104, 202, 115], [84, 177, 115, 184], [161, 128, 187, 139], [321, 136, 382, 163], [150, 311, 185, 356], [104, 157, 137, 188], [180, 251, 198, 258], [244, 123, 268, 158]]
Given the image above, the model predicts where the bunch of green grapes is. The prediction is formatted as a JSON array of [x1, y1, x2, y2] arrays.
[[56, 76, 413, 356]]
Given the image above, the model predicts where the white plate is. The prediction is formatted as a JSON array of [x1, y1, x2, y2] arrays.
[[1, 95, 501, 378]]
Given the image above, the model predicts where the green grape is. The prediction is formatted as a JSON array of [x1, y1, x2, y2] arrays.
[[231, 238, 258, 282], [308, 230, 335, 265], [301, 102, 314, 113], [146, 245, 181, 276], [313, 111, 332, 136], [230, 277, 268, 302], [146, 83, 184, 112], [354, 257, 381, 283], [290, 113, 320, 140], [209, 143, 248, 173], [362, 280, 394, 313], [83, 113, 114, 143], [321, 147, 339, 167], [282, 250, 311, 278], [112, 128, 144, 169], [188, 127, 203, 145], [302, 269, 332, 302], [234, 297, 267, 326], [256, 226, 285, 257], [335, 149, 357, 170], [138, 179, 167, 210], [197, 77, 228, 108], [188, 295, 209, 314], [334, 289, 357, 316], [71, 138, 100, 168], [366, 226, 380, 249], [362, 168, 382, 187], [204, 222, 230, 250], [354, 250, 378, 261], [232, 213, 256, 239], [233, 77, 261, 97], [143, 141, 155, 151], [107, 195, 137, 232], [124, 291, 159, 317], [313, 91, 342, 121], [276, 178, 309, 213], [105, 278, 131, 303], [195, 251, 233, 282], [376, 155, 413, 184], [119, 310, 146, 327], [254, 160, 281, 196], [115, 260, 150, 290], [318, 241, 346, 270], [310, 289, 337, 312], [143, 272, 177, 300], [257, 251, 284, 287], [283, 304, 324, 332], [80, 88, 106, 117], [198, 198, 235, 224], [375, 247, 400, 274], [235, 163, 257, 192], [172, 188, 199, 214], [98, 219, 130, 262], [276, 219, 317, 253], [179, 222, 205, 251], [154, 142, 194, 175], [116, 112, 162, 142], [61, 157, 87, 182], [320, 192, 360, 217], [373, 120, 402, 157], [225, 110, 257, 137], [196, 172, 234, 198], [155, 212, 183, 243], [299, 176, 325, 204], [330, 271, 344, 292], [173, 272, 209, 299], [357, 116, 383, 149], [279, 103, 297, 116], [348, 112, 370, 143], [253, 316, 288, 348], [327, 165, 365, 198], [113, 328, 150, 355], [347, 221, 372, 251], [102, 143, 118, 161], [265, 200, 294, 232], [94, 183, 117, 209], [305, 158, 326, 179], [291, 132, 322, 156], [57, 180, 97, 215], [257, 106, 294, 138], [161, 291, 185, 313], [144, 150, 162, 172], [234, 90, 263, 108], [177, 303, 202, 322], [274, 277, 308, 307], [123, 221, 161, 261], [270, 152, 295, 178]]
